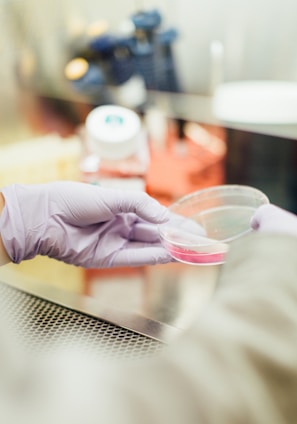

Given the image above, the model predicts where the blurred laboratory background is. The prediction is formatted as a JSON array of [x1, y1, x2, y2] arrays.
[[0, 0, 297, 342], [0, 0, 296, 199]]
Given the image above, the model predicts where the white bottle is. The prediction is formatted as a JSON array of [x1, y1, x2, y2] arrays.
[[80, 105, 149, 191]]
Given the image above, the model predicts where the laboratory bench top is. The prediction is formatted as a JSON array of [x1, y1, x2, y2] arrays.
[[0, 257, 220, 344]]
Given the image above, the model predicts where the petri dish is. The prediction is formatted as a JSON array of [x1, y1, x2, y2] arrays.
[[159, 184, 269, 265]]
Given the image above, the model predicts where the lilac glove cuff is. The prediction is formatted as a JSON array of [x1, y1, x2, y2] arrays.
[[0, 184, 47, 263]]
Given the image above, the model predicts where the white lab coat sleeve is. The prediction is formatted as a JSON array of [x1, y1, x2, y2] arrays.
[[3, 232, 297, 424], [101, 232, 297, 424]]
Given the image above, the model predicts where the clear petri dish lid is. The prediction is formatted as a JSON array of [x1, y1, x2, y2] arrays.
[[159, 184, 269, 265]]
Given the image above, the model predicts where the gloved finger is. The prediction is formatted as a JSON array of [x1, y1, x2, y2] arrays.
[[158, 212, 207, 250], [250, 204, 273, 230], [251, 203, 297, 234], [250, 203, 294, 230], [129, 222, 160, 243], [110, 245, 174, 267], [103, 189, 170, 224], [50, 182, 170, 226]]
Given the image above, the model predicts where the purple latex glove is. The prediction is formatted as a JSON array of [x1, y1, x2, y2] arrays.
[[251, 204, 297, 237], [0, 181, 173, 268]]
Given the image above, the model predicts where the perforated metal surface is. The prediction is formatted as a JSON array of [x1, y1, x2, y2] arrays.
[[0, 281, 163, 360]]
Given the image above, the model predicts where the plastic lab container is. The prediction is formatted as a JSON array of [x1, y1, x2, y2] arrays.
[[159, 184, 269, 265]]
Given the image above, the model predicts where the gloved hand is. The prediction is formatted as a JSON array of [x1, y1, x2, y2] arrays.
[[0, 181, 173, 268], [251, 203, 297, 237]]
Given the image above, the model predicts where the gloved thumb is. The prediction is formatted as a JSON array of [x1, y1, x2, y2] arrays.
[[251, 203, 297, 236]]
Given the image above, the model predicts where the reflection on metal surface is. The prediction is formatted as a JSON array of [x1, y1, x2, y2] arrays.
[[0, 260, 219, 343]]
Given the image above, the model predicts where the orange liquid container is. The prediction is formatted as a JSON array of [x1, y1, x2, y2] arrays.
[[146, 119, 227, 206]]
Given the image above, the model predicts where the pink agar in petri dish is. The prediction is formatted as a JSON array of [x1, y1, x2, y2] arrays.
[[168, 246, 226, 265]]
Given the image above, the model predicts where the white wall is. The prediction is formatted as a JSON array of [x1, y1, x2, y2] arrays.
[[170, 0, 297, 93]]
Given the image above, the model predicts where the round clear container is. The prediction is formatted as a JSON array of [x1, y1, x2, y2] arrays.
[[159, 185, 269, 265]]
